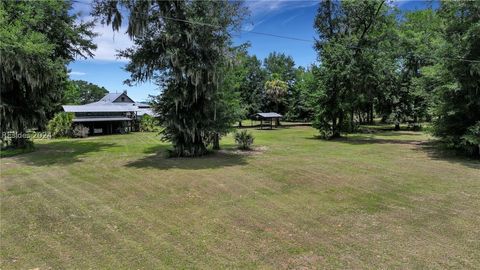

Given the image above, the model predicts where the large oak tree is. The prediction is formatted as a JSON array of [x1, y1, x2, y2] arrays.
[[93, 0, 245, 156], [0, 0, 96, 148]]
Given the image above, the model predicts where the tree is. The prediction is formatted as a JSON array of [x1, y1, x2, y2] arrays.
[[0, 0, 96, 148], [263, 52, 296, 85], [94, 0, 245, 157], [387, 9, 443, 129], [264, 79, 288, 126], [263, 52, 297, 117], [313, 0, 388, 137], [287, 66, 317, 121], [221, 44, 266, 126], [63, 80, 109, 105], [430, 1, 480, 157], [210, 66, 244, 149]]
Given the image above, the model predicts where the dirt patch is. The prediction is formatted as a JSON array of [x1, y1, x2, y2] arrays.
[[218, 146, 267, 156]]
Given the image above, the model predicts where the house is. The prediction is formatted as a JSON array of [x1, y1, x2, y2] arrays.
[[62, 91, 155, 135]]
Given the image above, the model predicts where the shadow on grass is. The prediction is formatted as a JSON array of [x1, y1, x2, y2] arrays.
[[311, 133, 480, 169], [306, 134, 422, 146], [358, 130, 421, 136], [414, 141, 480, 170], [10, 140, 117, 166], [126, 145, 248, 170]]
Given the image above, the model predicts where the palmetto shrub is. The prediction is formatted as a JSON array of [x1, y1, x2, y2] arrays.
[[234, 130, 254, 150]]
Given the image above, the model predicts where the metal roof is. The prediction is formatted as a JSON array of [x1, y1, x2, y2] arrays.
[[73, 117, 132, 122], [255, 112, 283, 118], [63, 105, 137, 112], [99, 93, 122, 103], [62, 92, 155, 116]]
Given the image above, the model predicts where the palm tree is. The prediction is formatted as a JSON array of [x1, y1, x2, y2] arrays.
[[264, 79, 287, 112], [264, 79, 287, 126]]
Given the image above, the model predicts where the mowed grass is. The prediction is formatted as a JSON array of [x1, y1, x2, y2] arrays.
[[1, 127, 479, 269]]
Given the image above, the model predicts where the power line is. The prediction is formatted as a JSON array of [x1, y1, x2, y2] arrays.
[[73, 0, 314, 43], [72, 0, 480, 63]]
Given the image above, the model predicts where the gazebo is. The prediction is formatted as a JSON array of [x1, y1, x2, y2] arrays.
[[255, 112, 283, 129]]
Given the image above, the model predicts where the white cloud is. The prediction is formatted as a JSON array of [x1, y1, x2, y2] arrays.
[[282, 14, 300, 25], [246, 0, 284, 14], [74, 10, 132, 62], [91, 23, 132, 62], [242, 1, 317, 31], [69, 71, 86, 76], [246, 0, 317, 16], [242, 18, 267, 31]]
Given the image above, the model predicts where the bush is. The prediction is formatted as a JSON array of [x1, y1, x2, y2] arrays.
[[462, 122, 480, 157], [72, 125, 89, 138], [139, 114, 159, 132], [234, 130, 254, 150], [47, 112, 74, 138]]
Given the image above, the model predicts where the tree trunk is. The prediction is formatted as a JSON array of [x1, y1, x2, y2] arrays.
[[381, 115, 388, 123], [213, 133, 220, 150], [394, 123, 400, 131], [238, 121, 242, 127], [369, 103, 374, 124], [350, 110, 355, 132], [332, 112, 344, 138], [331, 115, 337, 138], [172, 132, 208, 157], [10, 124, 32, 149]]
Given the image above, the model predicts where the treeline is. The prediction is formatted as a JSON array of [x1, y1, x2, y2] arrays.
[[226, 0, 479, 157], [309, 0, 479, 156]]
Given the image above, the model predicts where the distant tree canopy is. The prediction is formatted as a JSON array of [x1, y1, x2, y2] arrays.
[[63, 80, 109, 105], [0, 0, 96, 148], [264, 52, 296, 85], [217, 45, 318, 121]]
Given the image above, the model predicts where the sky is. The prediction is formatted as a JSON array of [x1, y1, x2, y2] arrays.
[[69, 0, 433, 102]]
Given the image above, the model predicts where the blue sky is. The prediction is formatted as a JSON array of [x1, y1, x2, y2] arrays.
[[69, 0, 433, 102]]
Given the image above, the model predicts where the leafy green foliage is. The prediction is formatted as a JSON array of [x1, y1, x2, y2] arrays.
[[224, 44, 266, 119], [233, 130, 254, 150], [264, 52, 296, 85], [313, 0, 390, 138], [462, 122, 480, 156], [139, 115, 159, 132], [286, 66, 317, 121], [0, 0, 95, 148], [48, 112, 74, 138], [430, 1, 480, 157], [63, 80, 109, 105], [264, 79, 288, 113]]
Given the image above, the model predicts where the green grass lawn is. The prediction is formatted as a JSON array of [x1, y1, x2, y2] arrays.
[[1, 127, 479, 269]]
